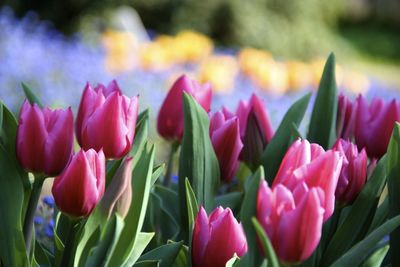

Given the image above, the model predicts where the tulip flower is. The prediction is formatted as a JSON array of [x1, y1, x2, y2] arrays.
[[354, 95, 400, 158], [192, 206, 247, 267], [157, 75, 212, 141], [210, 111, 243, 182], [76, 80, 139, 159], [332, 139, 368, 204], [16, 100, 74, 176], [336, 94, 356, 139], [52, 149, 106, 217], [236, 94, 274, 168], [257, 181, 324, 263], [272, 139, 342, 221]]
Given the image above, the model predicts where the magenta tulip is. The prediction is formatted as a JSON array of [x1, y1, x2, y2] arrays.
[[236, 94, 274, 167], [272, 139, 343, 221], [52, 149, 106, 217], [192, 206, 247, 267], [336, 94, 356, 139], [257, 181, 324, 263], [210, 111, 243, 182], [76, 80, 139, 159], [16, 100, 74, 176], [157, 75, 212, 141], [354, 95, 400, 158], [332, 139, 368, 204]]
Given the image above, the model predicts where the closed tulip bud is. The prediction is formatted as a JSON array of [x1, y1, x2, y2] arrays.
[[52, 149, 106, 217], [210, 111, 243, 182], [16, 100, 74, 176], [354, 95, 400, 159], [336, 94, 356, 139], [100, 157, 133, 218], [192, 206, 247, 267], [236, 94, 274, 168], [157, 75, 212, 141], [332, 139, 368, 204], [76, 80, 139, 159], [257, 181, 324, 263], [272, 139, 343, 221]]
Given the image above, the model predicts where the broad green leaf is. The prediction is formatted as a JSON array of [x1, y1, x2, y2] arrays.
[[367, 197, 389, 234], [225, 254, 239, 267], [21, 82, 44, 108], [238, 167, 264, 267], [139, 241, 183, 267], [152, 164, 165, 186], [252, 218, 279, 267], [129, 109, 150, 162], [307, 53, 338, 149], [330, 215, 400, 267], [108, 142, 155, 266], [124, 232, 155, 267], [174, 245, 189, 267], [134, 260, 159, 267], [185, 178, 199, 235], [34, 240, 53, 267], [106, 159, 123, 186], [178, 93, 220, 242], [261, 93, 310, 183], [361, 245, 389, 267], [322, 155, 388, 266], [215, 192, 243, 213], [153, 185, 180, 221]]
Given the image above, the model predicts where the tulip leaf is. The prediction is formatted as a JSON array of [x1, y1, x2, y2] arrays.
[[238, 167, 264, 267], [0, 143, 29, 267], [178, 93, 220, 242], [21, 82, 44, 108], [385, 123, 400, 266], [226, 254, 240, 267], [124, 232, 155, 267], [108, 142, 155, 266], [322, 155, 388, 266], [130, 109, 149, 161], [138, 240, 183, 267], [215, 192, 243, 213], [34, 240, 53, 267], [260, 93, 311, 184], [185, 178, 199, 246], [330, 215, 400, 267], [134, 261, 159, 267], [307, 53, 338, 149], [361, 245, 389, 267], [174, 244, 189, 267], [368, 196, 389, 234], [251, 217, 279, 267], [151, 164, 165, 186]]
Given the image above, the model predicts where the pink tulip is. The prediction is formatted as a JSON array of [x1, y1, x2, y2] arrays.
[[192, 206, 247, 267], [257, 181, 324, 263], [354, 95, 400, 159], [210, 111, 243, 182], [332, 139, 368, 204], [236, 94, 274, 167], [336, 94, 356, 139], [16, 100, 74, 176], [52, 149, 106, 217], [272, 139, 343, 221], [76, 80, 139, 159], [157, 75, 212, 141]]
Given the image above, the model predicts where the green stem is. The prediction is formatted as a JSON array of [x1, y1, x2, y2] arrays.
[[60, 217, 80, 267], [163, 141, 179, 187], [23, 175, 45, 253]]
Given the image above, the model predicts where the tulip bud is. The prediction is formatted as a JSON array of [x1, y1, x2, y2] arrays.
[[332, 139, 368, 204], [354, 95, 400, 159], [52, 149, 106, 217], [100, 157, 133, 218], [192, 206, 247, 267], [76, 80, 139, 159], [210, 111, 243, 182], [16, 100, 74, 176], [157, 75, 213, 141], [272, 139, 343, 221], [336, 94, 356, 139], [236, 94, 274, 168], [257, 181, 324, 263]]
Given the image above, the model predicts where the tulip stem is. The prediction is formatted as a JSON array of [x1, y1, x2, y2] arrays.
[[61, 217, 81, 267], [23, 175, 45, 253], [163, 141, 179, 187]]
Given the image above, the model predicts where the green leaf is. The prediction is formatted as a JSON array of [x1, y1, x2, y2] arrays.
[[251, 218, 279, 267], [129, 109, 150, 162], [261, 93, 310, 184], [368, 197, 389, 234], [134, 260, 159, 267], [215, 192, 243, 213], [225, 254, 240, 267], [330, 215, 400, 267], [385, 123, 400, 266], [307, 53, 338, 149], [185, 178, 199, 236], [21, 82, 44, 108], [139, 241, 183, 267], [174, 245, 189, 267], [107, 142, 155, 266], [361, 245, 389, 267], [152, 164, 165, 186], [322, 155, 388, 266], [238, 167, 264, 267], [178, 93, 220, 242], [34, 241, 53, 267], [124, 232, 155, 266]]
